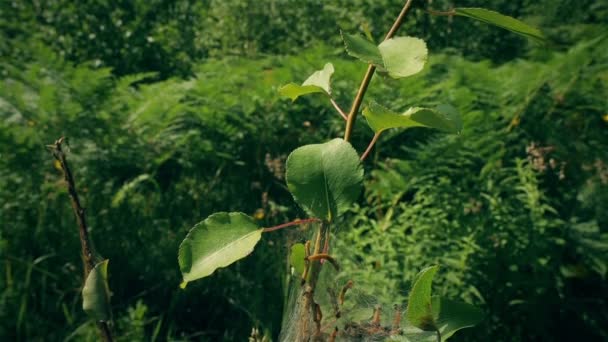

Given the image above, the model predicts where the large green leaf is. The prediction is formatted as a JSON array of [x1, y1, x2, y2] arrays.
[[285, 138, 363, 221], [363, 101, 462, 133], [431, 297, 483, 341], [454, 8, 545, 42], [406, 265, 439, 331], [82, 260, 112, 322], [279, 63, 334, 101], [178, 212, 263, 287], [378, 37, 428, 78], [341, 32, 384, 67]]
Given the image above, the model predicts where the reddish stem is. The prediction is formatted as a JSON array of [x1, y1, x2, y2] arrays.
[[360, 132, 381, 161], [263, 218, 320, 233]]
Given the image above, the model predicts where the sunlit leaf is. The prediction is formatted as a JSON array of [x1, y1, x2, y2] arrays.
[[289, 243, 306, 275], [363, 101, 462, 133], [285, 138, 363, 221], [406, 265, 439, 331], [455, 8, 545, 42], [82, 260, 112, 322], [178, 212, 263, 287], [378, 37, 428, 78], [279, 63, 334, 101], [342, 32, 428, 79]]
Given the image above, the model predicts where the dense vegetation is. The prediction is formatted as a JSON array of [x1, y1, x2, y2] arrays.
[[1, 0, 607, 341]]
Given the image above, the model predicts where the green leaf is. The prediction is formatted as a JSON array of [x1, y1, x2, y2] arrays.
[[342, 32, 428, 79], [454, 8, 545, 42], [403, 267, 482, 341], [178, 212, 263, 287], [363, 101, 462, 134], [378, 37, 428, 78], [341, 32, 384, 67], [406, 265, 439, 331], [285, 138, 363, 221], [431, 297, 483, 341], [279, 63, 334, 101], [289, 243, 306, 275], [82, 260, 112, 322]]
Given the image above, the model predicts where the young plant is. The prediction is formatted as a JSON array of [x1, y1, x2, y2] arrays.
[[50, 138, 113, 342], [177, 1, 544, 341]]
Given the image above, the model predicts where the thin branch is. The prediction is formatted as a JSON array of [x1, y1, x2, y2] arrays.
[[343, 0, 415, 142], [262, 218, 320, 233], [360, 132, 381, 161], [338, 280, 354, 306], [384, 0, 417, 40], [49, 137, 95, 273], [307, 253, 340, 271], [49, 137, 113, 342], [343, 65, 376, 142], [330, 98, 348, 121]]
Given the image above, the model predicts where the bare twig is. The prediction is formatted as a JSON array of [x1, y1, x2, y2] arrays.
[[49, 137, 113, 342]]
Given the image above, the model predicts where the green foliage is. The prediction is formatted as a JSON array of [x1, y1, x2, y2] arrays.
[[430, 297, 484, 341], [403, 266, 483, 341], [289, 244, 306, 276], [279, 63, 334, 101], [1, 1, 606, 341], [342, 33, 429, 79], [406, 266, 439, 331], [363, 102, 462, 133], [453, 8, 546, 42], [82, 260, 112, 322], [178, 212, 263, 287], [378, 37, 428, 78], [342, 32, 385, 67], [336, 35, 608, 341], [285, 139, 363, 221]]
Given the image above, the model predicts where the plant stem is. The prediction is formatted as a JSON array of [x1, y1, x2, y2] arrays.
[[49, 137, 113, 342], [360, 132, 381, 161], [343, 0, 415, 142], [330, 98, 348, 120], [307, 253, 339, 271], [263, 218, 321, 233], [343, 65, 376, 142], [306, 221, 330, 290]]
